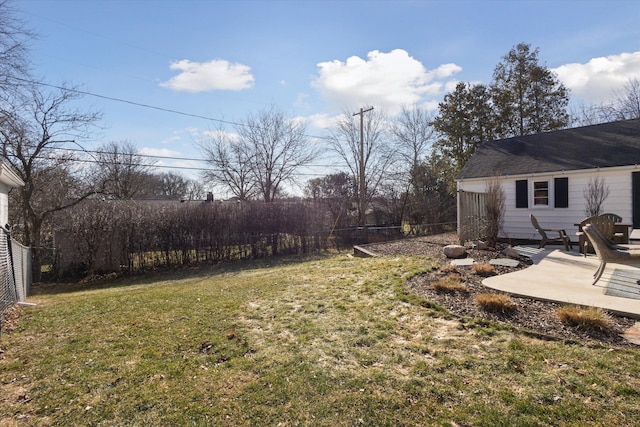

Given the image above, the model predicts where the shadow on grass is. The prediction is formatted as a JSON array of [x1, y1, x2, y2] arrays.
[[30, 252, 338, 296]]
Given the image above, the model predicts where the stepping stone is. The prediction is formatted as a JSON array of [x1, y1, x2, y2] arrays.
[[489, 258, 520, 267], [511, 246, 546, 257], [451, 258, 474, 266]]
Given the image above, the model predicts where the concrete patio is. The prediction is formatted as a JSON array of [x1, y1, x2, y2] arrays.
[[483, 245, 640, 319]]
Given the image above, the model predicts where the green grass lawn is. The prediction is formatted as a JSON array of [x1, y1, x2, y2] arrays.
[[2, 254, 640, 426]]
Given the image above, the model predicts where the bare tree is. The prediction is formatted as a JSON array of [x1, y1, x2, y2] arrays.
[[0, 0, 34, 101], [327, 108, 394, 227], [604, 78, 640, 121], [391, 104, 435, 169], [198, 126, 257, 200], [571, 78, 640, 126], [390, 104, 436, 225], [95, 140, 156, 199], [185, 179, 206, 201], [569, 102, 607, 127], [0, 85, 101, 278], [583, 176, 610, 217], [158, 171, 192, 200], [200, 107, 316, 202], [237, 105, 317, 202]]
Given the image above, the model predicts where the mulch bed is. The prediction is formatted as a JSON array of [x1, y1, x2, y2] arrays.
[[364, 233, 638, 348]]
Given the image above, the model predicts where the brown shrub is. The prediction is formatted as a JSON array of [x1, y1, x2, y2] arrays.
[[473, 263, 495, 276], [439, 264, 458, 274], [557, 305, 612, 332], [432, 276, 468, 293], [475, 293, 516, 314]]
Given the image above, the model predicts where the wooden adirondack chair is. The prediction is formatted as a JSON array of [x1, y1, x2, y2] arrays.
[[577, 215, 615, 256], [600, 213, 626, 243], [530, 214, 572, 251], [583, 224, 640, 285]]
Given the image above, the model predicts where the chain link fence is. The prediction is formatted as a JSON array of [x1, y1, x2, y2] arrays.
[[0, 226, 31, 317]]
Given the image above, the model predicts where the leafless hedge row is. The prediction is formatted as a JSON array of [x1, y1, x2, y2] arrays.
[[54, 200, 335, 278]]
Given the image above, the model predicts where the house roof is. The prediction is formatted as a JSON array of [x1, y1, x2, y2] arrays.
[[0, 160, 24, 188], [456, 118, 640, 180]]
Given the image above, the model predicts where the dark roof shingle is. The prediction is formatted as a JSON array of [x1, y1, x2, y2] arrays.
[[456, 119, 640, 180]]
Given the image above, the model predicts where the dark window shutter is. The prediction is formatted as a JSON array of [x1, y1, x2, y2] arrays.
[[515, 180, 528, 208], [554, 177, 569, 208]]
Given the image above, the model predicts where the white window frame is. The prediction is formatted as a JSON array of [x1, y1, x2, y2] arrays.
[[532, 179, 552, 208]]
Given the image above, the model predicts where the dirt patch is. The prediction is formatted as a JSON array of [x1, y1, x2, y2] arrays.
[[365, 233, 637, 347]]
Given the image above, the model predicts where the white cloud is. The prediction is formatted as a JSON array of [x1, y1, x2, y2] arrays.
[[312, 49, 461, 115], [160, 59, 255, 92], [552, 51, 640, 104], [307, 113, 338, 130]]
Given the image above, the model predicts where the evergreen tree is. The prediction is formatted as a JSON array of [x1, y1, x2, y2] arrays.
[[431, 82, 495, 170], [491, 43, 569, 137]]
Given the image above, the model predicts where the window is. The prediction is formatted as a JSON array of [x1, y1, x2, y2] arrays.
[[515, 177, 569, 209], [533, 180, 549, 206]]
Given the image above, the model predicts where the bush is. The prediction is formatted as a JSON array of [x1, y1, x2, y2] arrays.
[[472, 263, 495, 276], [432, 276, 467, 293], [557, 305, 612, 332], [484, 177, 505, 247], [439, 264, 458, 274], [475, 293, 516, 314]]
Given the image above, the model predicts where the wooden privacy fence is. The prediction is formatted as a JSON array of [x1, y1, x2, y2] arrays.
[[458, 190, 487, 244]]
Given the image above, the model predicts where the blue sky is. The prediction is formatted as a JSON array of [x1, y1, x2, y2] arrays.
[[15, 0, 640, 187]]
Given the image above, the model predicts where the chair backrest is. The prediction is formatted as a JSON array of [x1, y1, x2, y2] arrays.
[[585, 220, 619, 249], [529, 214, 548, 238], [583, 224, 626, 262], [583, 225, 606, 257], [600, 213, 622, 223], [580, 215, 615, 240]]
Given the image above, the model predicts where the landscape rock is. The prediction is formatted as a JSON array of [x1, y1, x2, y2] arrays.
[[443, 244, 466, 258], [471, 240, 489, 250]]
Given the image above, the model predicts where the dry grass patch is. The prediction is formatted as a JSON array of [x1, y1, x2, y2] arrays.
[[475, 292, 516, 314], [431, 275, 468, 293], [3, 254, 640, 425], [439, 264, 458, 274], [557, 305, 613, 332], [472, 263, 495, 276]]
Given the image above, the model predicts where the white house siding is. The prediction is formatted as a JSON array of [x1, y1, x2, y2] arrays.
[[0, 182, 8, 226], [457, 165, 639, 243]]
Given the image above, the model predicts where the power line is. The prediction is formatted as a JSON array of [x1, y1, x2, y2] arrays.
[[32, 155, 333, 177], [48, 147, 343, 169], [8, 76, 334, 141], [10, 76, 242, 126]]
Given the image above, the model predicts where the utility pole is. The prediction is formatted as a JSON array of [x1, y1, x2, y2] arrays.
[[353, 106, 374, 242]]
